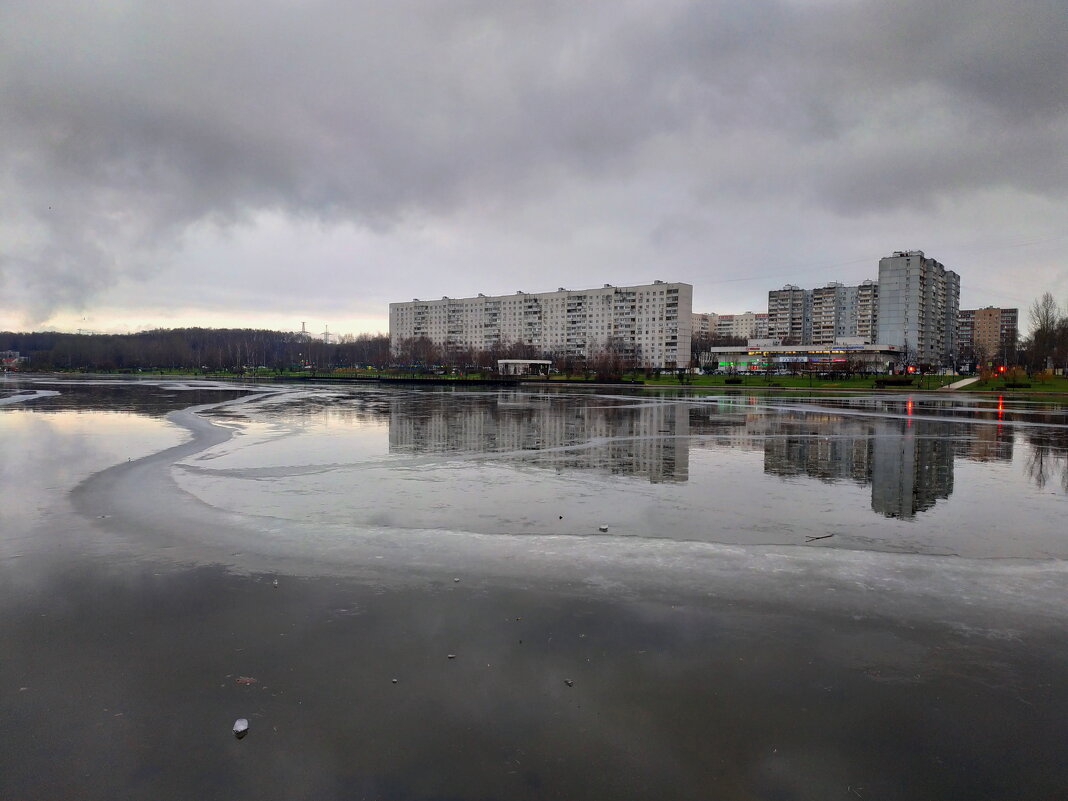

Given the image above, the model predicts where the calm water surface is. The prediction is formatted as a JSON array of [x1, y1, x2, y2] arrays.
[[1, 377, 1066, 800]]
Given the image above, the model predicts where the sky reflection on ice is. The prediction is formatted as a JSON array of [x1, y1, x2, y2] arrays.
[[170, 386, 1067, 559]]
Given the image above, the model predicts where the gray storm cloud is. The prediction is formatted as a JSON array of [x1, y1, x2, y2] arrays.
[[1, 0, 1065, 322]]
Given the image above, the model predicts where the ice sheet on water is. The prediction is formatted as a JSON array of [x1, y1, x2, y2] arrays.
[[63, 383, 1068, 633], [0, 389, 60, 405]]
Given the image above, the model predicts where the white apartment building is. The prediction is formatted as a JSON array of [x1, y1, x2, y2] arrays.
[[719, 312, 768, 340], [855, 280, 879, 343], [692, 312, 715, 337], [692, 311, 768, 340], [767, 285, 811, 344], [390, 281, 693, 368]]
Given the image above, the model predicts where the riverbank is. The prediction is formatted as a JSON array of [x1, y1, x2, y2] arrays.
[[17, 367, 1068, 394]]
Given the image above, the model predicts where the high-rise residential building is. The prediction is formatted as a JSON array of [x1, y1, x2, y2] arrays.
[[957, 309, 976, 358], [809, 284, 839, 345], [767, 285, 810, 344], [768, 281, 878, 346], [390, 281, 693, 368], [876, 251, 960, 366], [997, 308, 1019, 363], [753, 313, 770, 339], [856, 280, 879, 343], [958, 307, 1018, 365], [812, 282, 869, 345]]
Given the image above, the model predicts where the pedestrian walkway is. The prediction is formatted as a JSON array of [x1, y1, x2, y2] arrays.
[[939, 376, 981, 391]]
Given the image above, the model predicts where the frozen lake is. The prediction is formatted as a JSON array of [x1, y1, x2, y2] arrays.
[[2, 377, 1067, 799]]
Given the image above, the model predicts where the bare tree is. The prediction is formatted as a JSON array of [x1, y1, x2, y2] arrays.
[[588, 347, 623, 380], [762, 351, 778, 381], [397, 336, 442, 369], [553, 350, 579, 378], [1028, 292, 1062, 371]]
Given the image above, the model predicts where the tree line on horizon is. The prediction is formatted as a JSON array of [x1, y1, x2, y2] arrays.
[[1, 326, 694, 377], [0, 328, 391, 372], [3, 293, 1066, 375]]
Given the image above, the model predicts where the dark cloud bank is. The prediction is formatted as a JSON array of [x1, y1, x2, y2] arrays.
[[1, 0, 1065, 323]]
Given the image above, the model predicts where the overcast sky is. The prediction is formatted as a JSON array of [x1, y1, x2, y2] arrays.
[[2, 0, 1065, 336]]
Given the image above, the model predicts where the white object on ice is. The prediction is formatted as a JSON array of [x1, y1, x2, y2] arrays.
[[233, 718, 249, 738], [598, 525, 609, 532]]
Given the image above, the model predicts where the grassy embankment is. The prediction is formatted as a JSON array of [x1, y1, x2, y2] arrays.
[[27, 367, 1068, 393], [616, 373, 961, 390], [957, 374, 1068, 393]]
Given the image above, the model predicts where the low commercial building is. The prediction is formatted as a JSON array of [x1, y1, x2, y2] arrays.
[[699, 342, 904, 374], [496, 359, 552, 376], [0, 351, 24, 369]]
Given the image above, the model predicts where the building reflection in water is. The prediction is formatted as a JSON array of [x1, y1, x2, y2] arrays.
[[385, 390, 1023, 518], [388, 391, 738, 483], [758, 417, 954, 519], [757, 407, 1015, 519], [870, 426, 956, 518]]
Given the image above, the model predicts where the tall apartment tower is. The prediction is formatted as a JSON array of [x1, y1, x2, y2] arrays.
[[876, 251, 960, 366], [767, 285, 811, 344], [856, 280, 879, 343], [809, 284, 838, 345], [390, 281, 693, 369], [811, 282, 870, 345], [769, 281, 878, 345]]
